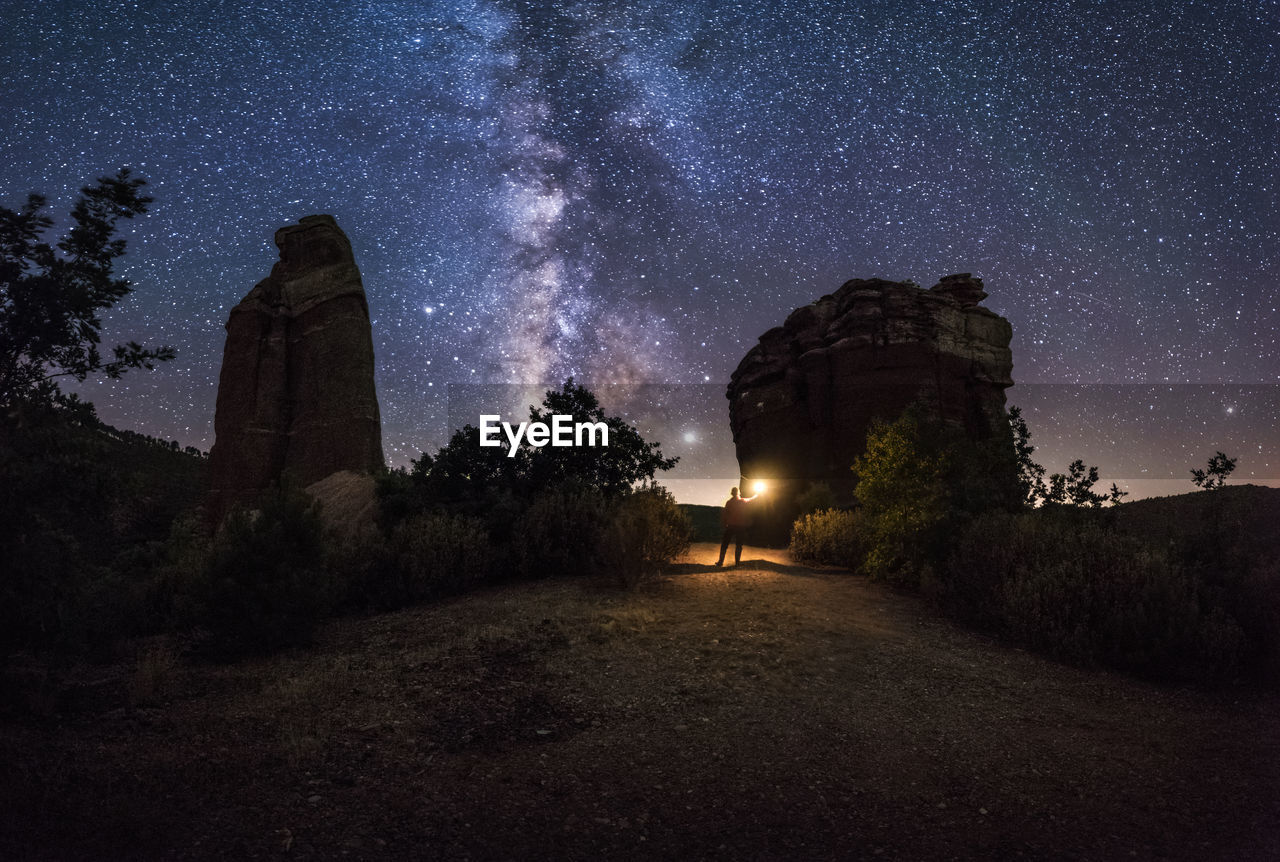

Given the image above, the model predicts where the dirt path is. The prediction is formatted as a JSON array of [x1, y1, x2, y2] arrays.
[[3, 544, 1278, 860]]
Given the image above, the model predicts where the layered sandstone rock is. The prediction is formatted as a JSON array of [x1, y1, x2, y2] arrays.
[[207, 215, 384, 520], [726, 274, 1013, 540]]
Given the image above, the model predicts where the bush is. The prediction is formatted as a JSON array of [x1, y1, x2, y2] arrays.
[[847, 404, 1024, 585], [599, 484, 692, 588], [514, 484, 612, 579], [789, 508, 867, 569], [940, 510, 1249, 680], [380, 511, 493, 606], [851, 411, 952, 584], [179, 486, 337, 657]]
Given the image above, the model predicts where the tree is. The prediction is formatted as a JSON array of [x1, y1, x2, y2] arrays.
[[523, 379, 678, 497], [847, 404, 1024, 581], [1008, 406, 1046, 506], [379, 379, 679, 525], [851, 409, 951, 581], [1007, 407, 1124, 508], [1050, 459, 1107, 507], [0, 169, 174, 407], [1191, 452, 1237, 490]]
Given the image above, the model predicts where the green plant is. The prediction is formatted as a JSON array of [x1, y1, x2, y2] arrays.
[[0, 396, 206, 652], [1007, 407, 1126, 508], [940, 509, 1250, 680], [181, 485, 336, 656], [599, 483, 692, 588], [1007, 406, 1046, 507], [525, 380, 680, 497], [1044, 459, 1107, 507], [379, 380, 678, 530], [514, 483, 612, 579], [0, 169, 173, 407], [851, 410, 951, 584], [789, 508, 866, 569], [382, 511, 493, 606]]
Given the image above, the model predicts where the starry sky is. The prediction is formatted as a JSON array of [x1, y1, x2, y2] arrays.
[[3, 0, 1277, 502]]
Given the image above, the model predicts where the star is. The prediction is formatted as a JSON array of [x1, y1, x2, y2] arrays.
[[2, 0, 1275, 503]]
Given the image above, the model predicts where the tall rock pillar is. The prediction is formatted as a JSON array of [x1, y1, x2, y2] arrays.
[[207, 214, 384, 520]]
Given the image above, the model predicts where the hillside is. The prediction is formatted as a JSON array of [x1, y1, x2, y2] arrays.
[[3, 544, 1276, 860], [2, 410, 206, 558], [0, 409, 208, 649], [1114, 484, 1280, 558]]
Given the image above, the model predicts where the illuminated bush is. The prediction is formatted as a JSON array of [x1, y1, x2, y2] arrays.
[[851, 411, 952, 584], [789, 508, 867, 570], [600, 483, 692, 588]]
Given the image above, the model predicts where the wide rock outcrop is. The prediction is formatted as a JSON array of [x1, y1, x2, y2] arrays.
[[207, 215, 384, 520], [726, 274, 1013, 540]]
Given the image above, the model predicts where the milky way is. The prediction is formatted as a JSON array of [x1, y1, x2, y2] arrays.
[[2, 0, 1277, 500]]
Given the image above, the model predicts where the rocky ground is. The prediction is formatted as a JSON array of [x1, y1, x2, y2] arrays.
[[2, 543, 1277, 860]]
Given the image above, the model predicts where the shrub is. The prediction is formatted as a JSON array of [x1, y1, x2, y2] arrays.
[[847, 404, 1025, 585], [789, 508, 867, 569], [179, 486, 336, 657], [381, 511, 493, 606], [941, 510, 1249, 680], [514, 483, 612, 579], [599, 484, 692, 588], [851, 411, 952, 584], [69, 544, 164, 648]]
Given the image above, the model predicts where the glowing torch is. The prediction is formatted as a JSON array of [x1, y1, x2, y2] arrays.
[[752, 480, 767, 495]]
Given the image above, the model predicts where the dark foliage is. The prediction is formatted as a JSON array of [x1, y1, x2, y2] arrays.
[[1009, 406, 1127, 509], [793, 481, 838, 517], [1191, 451, 1237, 490], [379, 512, 494, 607], [678, 503, 722, 543], [525, 381, 678, 496], [180, 484, 338, 657], [514, 483, 614, 580], [1, 169, 174, 407], [1043, 459, 1107, 507], [1007, 406, 1046, 506], [382, 380, 678, 523], [0, 403, 205, 651], [790, 405, 1276, 683], [0, 170, 192, 652], [374, 379, 683, 589], [937, 506, 1266, 682], [848, 405, 1022, 584]]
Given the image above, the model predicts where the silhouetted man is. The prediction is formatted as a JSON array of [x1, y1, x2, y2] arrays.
[[716, 486, 758, 567]]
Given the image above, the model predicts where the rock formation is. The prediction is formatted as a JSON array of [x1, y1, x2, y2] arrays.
[[207, 215, 384, 520], [726, 274, 1013, 541]]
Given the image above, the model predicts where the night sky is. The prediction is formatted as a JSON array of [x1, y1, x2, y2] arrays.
[[3, 0, 1277, 503]]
